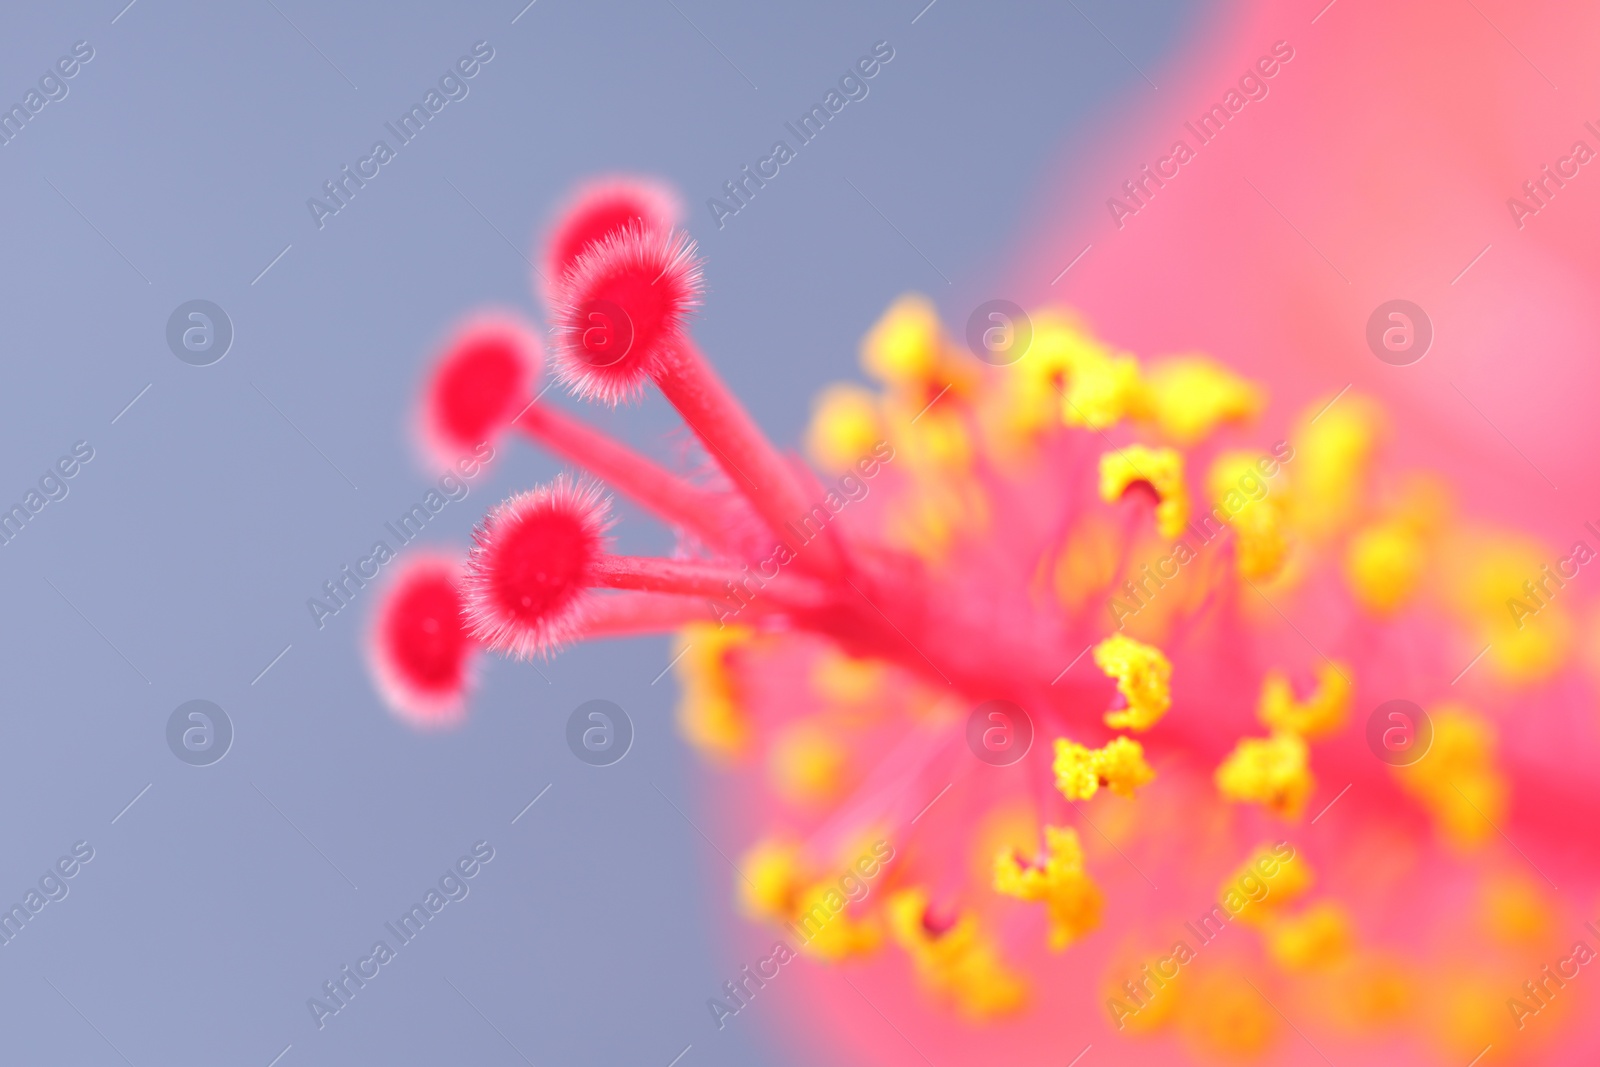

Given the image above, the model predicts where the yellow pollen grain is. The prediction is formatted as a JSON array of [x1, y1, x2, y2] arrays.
[[1265, 901, 1354, 971], [1093, 634, 1173, 731], [887, 888, 1028, 1019], [861, 294, 946, 388], [768, 722, 850, 807], [1215, 732, 1314, 819], [1481, 874, 1553, 945], [1176, 968, 1278, 1059], [674, 623, 755, 763], [992, 825, 1103, 951], [1257, 663, 1351, 738], [805, 384, 885, 474], [738, 838, 806, 921], [1143, 356, 1265, 444], [788, 881, 883, 960], [1207, 451, 1290, 581], [1449, 535, 1572, 684], [1345, 518, 1426, 615], [810, 650, 885, 706], [1061, 348, 1148, 431], [1222, 842, 1312, 927], [1100, 445, 1190, 540], [1053, 736, 1155, 801], [1393, 704, 1507, 849], [1290, 394, 1381, 542]]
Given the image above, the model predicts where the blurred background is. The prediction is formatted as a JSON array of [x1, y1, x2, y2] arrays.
[[0, 1, 1209, 1063]]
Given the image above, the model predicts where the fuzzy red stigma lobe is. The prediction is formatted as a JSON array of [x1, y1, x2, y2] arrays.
[[369, 556, 475, 728], [553, 227, 702, 404], [464, 477, 611, 657], [543, 176, 681, 292], [424, 316, 538, 463]]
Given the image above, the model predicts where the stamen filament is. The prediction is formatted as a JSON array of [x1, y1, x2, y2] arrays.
[[594, 554, 826, 608], [514, 402, 742, 553], [577, 592, 719, 638], [656, 338, 847, 578]]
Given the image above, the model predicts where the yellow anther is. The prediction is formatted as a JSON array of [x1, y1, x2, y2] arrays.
[[1291, 394, 1381, 541], [1326, 955, 1412, 1031], [1222, 842, 1311, 926], [1265, 901, 1353, 971], [1451, 536, 1572, 684], [996, 312, 1081, 441], [1215, 732, 1314, 819], [1207, 451, 1289, 580], [993, 825, 1103, 950], [898, 400, 972, 472], [1178, 968, 1278, 1058], [1093, 634, 1173, 731], [1346, 518, 1425, 615], [1061, 348, 1147, 431], [740, 838, 884, 960], [788, 881, 883, 960], [675, 623, 755, 762], [1099, 445, 1189, 540], [810, 650, 884, 706], [1257, 663, 1351, 738], [1143, 356, 1264, 444], [884, 475, 989, 562], [1394, 704, 1507, 849], [805, 384, 884, 474], [768, 722, 850, 807], [1481, 875, 1553, 946], [1435, 976, 1513, 1063], [739, 839, 806, 921], [887, 888, 1028, 1019], [1005, 312, 1151, 430], [861, 294, 945, 388], [1053, 736, 1155, 801]]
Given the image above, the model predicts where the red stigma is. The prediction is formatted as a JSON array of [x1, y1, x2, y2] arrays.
[[553, 227, 702, 404], [543, 176, 682, 294], [423, 316, 539, 465], [368, 556, 476, 729], [464, 476, 612, 656], [921, 904, 960, 938]]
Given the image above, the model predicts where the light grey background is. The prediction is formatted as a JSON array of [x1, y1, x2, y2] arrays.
[[0, 1, 1203, 1063]]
